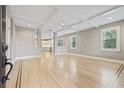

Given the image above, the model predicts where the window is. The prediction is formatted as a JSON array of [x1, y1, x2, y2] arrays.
[[101, 26, 120, 52], [58, 38, 64, 47], [70, 35, 77, 49]]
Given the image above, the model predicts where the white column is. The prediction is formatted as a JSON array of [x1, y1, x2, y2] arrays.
[[54, 32, 58, 54]]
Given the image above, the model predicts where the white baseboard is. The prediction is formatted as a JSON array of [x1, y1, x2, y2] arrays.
[[66, 53, 124, 64], [14, 53, 124, 64], [15, 55, 41, 60]]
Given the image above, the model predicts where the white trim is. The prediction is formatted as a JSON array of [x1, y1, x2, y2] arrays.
[[15, 55, 41, 60], [100, 26, 120, 52], [66, 53, 124, 64]]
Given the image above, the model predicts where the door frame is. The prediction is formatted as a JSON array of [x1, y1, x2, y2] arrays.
[[0, 5, 6, 88]]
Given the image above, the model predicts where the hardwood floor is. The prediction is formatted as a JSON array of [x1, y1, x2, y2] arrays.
[[112, 65, 124, 88], [6, 52, 124, 88]]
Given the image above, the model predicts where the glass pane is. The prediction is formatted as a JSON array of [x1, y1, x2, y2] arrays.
[[72, 36, 76, 48], [58, 39, 64, 46], [103, 30, 116, 48]]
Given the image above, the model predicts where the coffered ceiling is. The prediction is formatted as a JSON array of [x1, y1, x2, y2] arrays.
[[9, 5, 124, 37]]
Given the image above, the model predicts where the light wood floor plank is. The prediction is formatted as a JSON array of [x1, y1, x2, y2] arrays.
[[6, 52, 123, 88]]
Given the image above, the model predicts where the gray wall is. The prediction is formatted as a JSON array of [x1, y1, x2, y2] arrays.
[[15, 26, 36, 57], [59, 20, 124, 61]]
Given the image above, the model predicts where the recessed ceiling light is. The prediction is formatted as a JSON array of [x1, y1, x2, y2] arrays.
[[28, 24, 31, 27], [108, 16, 113, 20], [60, 22, 65, 26]]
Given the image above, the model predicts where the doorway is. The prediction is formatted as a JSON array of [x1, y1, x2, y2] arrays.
[[42, 39, 54, 53]]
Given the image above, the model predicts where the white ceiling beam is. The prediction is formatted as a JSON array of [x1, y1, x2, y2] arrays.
[[66, 6, 122, 27], [63, 5, 122, 27], [87, 5, 122, 20], [62, 7, 85, 21], [41, 6, 83, 32], [39, 8, 59, 29], [12, 15, 45, 24], [61, 8, 82, 21], [56, 5, 122, 32], [60, 7, 99, 27], [88, 20, 99, 27]]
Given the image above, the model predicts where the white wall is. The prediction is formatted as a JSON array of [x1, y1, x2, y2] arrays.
[[15, 26, 37, 57]]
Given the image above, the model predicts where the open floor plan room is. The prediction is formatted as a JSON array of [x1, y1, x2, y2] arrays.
[[0, 5, 124, 88]]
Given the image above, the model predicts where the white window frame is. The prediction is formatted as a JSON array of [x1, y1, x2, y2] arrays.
[[100, 26, 120, 52], [70, 35, 77, 49], [57, 38, 64, 47]]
